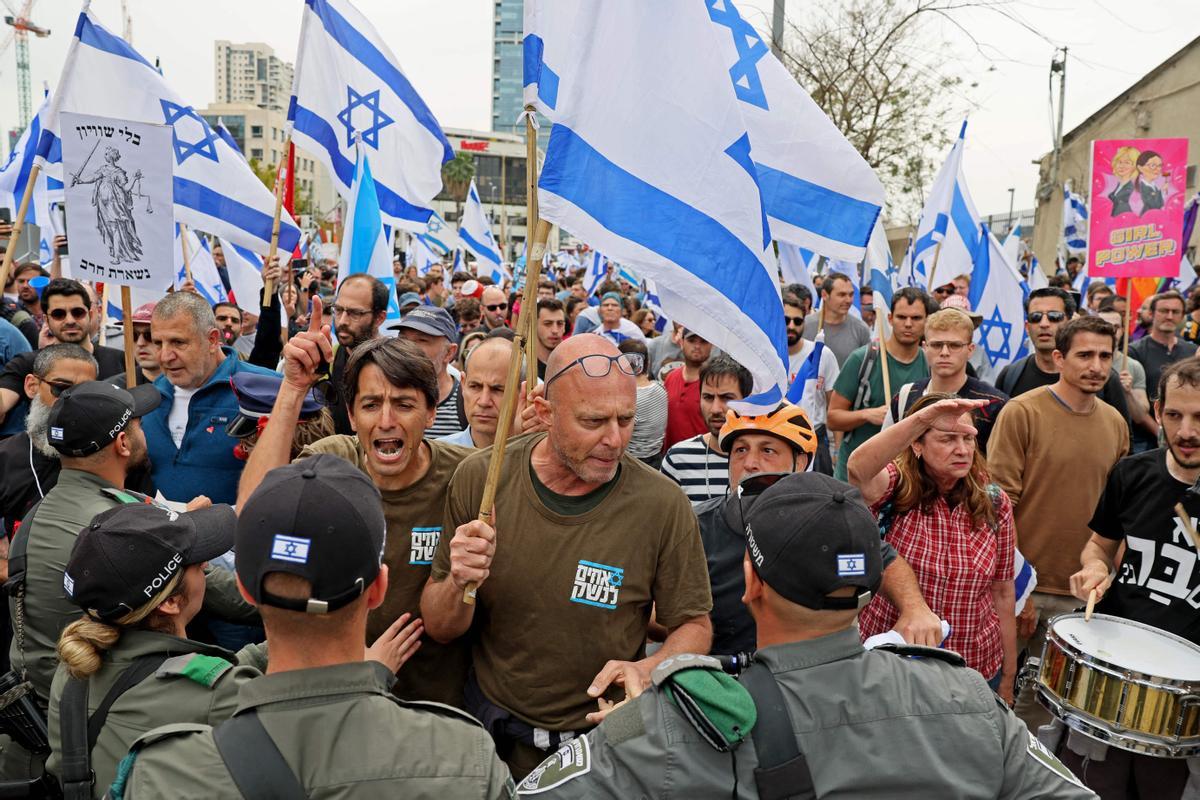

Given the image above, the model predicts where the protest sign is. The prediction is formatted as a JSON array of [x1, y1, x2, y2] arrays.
[[1088, 137, 1189, 278], [62, 112, 173, 288]]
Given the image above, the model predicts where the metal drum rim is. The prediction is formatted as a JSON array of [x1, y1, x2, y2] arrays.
[[1046, 612, 1200, 688]]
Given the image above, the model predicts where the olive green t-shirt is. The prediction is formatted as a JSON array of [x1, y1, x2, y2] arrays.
[[297, 435, 473, 707], [431, 433, 713, 731]]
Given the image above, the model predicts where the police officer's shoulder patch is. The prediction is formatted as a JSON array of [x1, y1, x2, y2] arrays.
[[156, 653, 233, 688], [516, 736, 591, 795], [1024, 729, 1089, 790]]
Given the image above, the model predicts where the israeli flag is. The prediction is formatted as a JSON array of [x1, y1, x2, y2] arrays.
[[415, 210, 457, 256], [1028, 260, 1050, 291], [477, 259, 511, 286], [459, 179, 502, 271], [705, 0, 883, 261], [1063, 182, 1088, 254], [219, 237, 265, 314], [865, 220, 897, 330], [175, 226, 227, 305], [411, 232, 442, 276], [1002, 222, 1022, 269], [289, 0, 453, 230], [337, 140, 392, 284], [911, 121, 968, 289], [0, 91, 53, 229], [643, 279, 671, 333], [584, 250, 608, 298], [38, 10, 300, 255], [778, 243, 818, 300], [525, 1, 788, 408]]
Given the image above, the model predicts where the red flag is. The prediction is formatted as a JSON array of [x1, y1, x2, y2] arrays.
[[285, 142, 302, 259]]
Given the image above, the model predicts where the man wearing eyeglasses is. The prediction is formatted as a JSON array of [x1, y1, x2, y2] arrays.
[[0, 278, 125, 437], [327, 274, 389, 435], [422, 333, 713, 779], [995, 287, 1129, 424], [883, 308, 1008, 453]]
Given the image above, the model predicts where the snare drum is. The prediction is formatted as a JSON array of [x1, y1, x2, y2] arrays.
[[1036, 613, 1200, 758]]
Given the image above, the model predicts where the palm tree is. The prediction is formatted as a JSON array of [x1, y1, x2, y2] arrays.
[[441, 151, 475, 220]]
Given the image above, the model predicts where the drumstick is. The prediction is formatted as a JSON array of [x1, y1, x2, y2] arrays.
[[1085, 589, 1097, 622], [1175, 503, 1200, 551]]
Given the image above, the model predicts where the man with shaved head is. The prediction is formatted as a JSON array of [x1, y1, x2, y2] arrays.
[[439, 336, 526, 449], [422, 333, 713, 779]]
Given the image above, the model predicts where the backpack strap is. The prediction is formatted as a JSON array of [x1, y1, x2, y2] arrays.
[[59, 654, 170, 800], [213, 710, 306, 800], [740, 662, 816, 800]]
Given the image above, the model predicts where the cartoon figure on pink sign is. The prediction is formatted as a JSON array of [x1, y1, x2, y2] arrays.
[[1089, 137, 1189, 279]]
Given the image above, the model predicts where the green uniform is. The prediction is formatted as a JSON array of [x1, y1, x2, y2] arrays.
[[111, 661, 515, 799], [517, 629, 1097, 799], [45, 630, 264, 798], [831, 345, 928, 480]]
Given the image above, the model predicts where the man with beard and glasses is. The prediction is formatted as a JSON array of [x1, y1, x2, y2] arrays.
[[988, 316, 1129, 731], [327, 274, 388, 435], [1059, 358, 1200, 795], [0, 279, 125, 436], [784, 296, 839, 474], [422, 333, 713, 779]]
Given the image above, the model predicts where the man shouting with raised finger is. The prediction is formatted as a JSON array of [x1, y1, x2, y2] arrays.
[[421, 333, 713, 780]]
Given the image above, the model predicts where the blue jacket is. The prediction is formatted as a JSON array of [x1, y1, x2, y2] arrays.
[[143, 348, 276, 505]]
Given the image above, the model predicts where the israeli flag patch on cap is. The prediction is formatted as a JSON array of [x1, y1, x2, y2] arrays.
[[50, 427, 63, 441], [63, 573, 75, 596], [837, 554, 866, 577], [271, 535, 311, 564]]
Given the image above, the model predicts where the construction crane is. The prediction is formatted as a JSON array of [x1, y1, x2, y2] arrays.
[[1, 0, 49, 133]]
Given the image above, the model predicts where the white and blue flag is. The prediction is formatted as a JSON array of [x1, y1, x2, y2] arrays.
[[1063, 182, 1088, 254], [219, 237, 266, 314], [1002, 222, 1023, 270], [778, 243, 819, 301], [705, 0, 883, 260], [525, 1, 788, 408], [0, 92, 54, 231], [289, 0, 453, 230], [865, 220, 898, 323], [411, 232, 442, 276], [175, 226, 227, 305], [911, 121, 968, 289], [584, 250, 608, 298], [337, 140, 392, 284], [38, 10, 300, 255], [642, 279, 671, 334], [414, 209, 457, 256], [459, 179, 502, 271]]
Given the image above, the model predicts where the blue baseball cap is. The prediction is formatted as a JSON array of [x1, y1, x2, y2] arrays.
[[396, 305, 458, 341], [227, 372, 323, 438], [398, 292, 422, 309]]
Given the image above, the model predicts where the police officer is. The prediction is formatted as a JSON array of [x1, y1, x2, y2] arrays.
[[517, 472, 1097, 799], [46, 502, 264, 798], [1, 382, 248, 782], [113, 456, 514, 799]]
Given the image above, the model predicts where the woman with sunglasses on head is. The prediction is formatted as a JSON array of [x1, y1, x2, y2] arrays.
[[846, 393, 1018, 703]]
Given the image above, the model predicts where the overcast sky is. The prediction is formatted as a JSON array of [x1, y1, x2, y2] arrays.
[[5, 0, 1196, 223]]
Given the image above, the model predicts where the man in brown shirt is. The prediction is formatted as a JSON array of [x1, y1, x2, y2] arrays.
[[988, 316, 1128, 730], [422, 333, 713, 778], [237, 299, 474, 707]]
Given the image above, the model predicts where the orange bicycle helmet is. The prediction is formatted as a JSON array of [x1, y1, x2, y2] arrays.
[[718, 403, 817, 455]]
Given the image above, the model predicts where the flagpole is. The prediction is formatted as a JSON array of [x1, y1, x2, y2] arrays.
[[1123, 279, 1133, 365], [877, 312, 892, 410], [262, 140, 290, 299], [926, 239, 945, 293], [98, 283, 111, 346], [0, 163, 41, 294], [121, 286, 136, 389], [464, 109, 550, 605], [178, 223, 194, 285]]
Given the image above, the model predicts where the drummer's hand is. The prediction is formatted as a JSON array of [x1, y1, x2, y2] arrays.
[[893, 604, 943, 647], [1070, 560, 1112, 604], [1016, 597, 1038, 640]]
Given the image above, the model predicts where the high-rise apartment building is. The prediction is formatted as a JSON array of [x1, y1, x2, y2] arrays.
[[214, 41, 295, 113]]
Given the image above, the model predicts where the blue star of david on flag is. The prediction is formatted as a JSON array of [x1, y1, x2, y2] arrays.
[[160, 100, 220, 165], [706, 0, 769, 110], [979, 306, 1013, 367], [337, 86, 394, 150]]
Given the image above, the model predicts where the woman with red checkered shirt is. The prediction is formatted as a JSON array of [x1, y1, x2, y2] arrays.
[[847, 393, 1018, 704]]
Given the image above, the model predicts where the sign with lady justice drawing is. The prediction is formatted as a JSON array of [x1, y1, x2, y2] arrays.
[[61, 111, 173, 288]]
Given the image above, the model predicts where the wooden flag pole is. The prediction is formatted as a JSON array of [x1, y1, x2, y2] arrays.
[[178, 223, 194, 285], [464, 108, 548, 605], [926, 239, 946, 295], [525, 283, 538, 401], [816, 303, 825, 338], [262, 140, 290, 299], [121, 286, 136, 389], [98, 282, 111, 347], [877, 312, 892, 408], [0, 163, 41, 292], [1123, 279, 1134, 365]]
